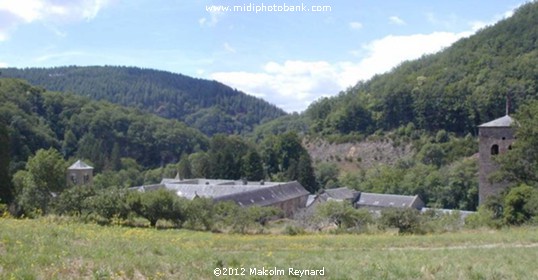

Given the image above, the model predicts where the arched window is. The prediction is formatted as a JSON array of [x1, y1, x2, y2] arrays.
[[491, 144, 499, 155]]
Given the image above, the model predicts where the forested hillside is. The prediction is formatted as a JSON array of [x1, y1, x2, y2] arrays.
[[304, 1, 538, 137], [0, 78, 208, 172], [0, 66, 286, 135]]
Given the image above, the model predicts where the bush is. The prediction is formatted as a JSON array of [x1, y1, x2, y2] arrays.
[[128, 189, 185, 227], [85, 188, 130, 224], [231, 205, 282, 234], [315, 201, 373, 231], [503, 184, 538, 225], [284, 224, 306, 235], [379, 208, 423, 234], [183, 198, 215, 231]]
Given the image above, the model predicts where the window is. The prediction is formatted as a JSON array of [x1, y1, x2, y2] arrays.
[[491, 144, 499, 155]]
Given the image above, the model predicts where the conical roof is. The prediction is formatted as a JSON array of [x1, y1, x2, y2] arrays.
[[67, 160, 94, 170], [478, 115, 514, 128]]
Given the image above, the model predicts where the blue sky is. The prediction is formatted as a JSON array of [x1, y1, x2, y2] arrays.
[[0, 0, 529, 112]]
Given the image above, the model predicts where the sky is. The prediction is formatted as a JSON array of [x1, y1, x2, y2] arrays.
[[0, 0, 530, 112]]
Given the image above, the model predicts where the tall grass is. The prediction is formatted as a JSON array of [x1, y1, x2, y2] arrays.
[[1, 217, 538, 279]]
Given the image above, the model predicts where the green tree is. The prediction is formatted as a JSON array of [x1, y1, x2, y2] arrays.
[[189, 152, 210, 178], [128, 189, 184, 227], [0, 121, 13, 204], [87, 188, 130, 222], [241, 149, 264, 181], [183, 197, 215, 231], [53, 185, 95, 216], [296, 153, 318, 193], [503, 184, 538, 225], [315, 201, 373, 230], [498, 101, 538, 186], [177, 154, 193, 179], [13, 148, 67, 215], [379, 208, 423, 234], [315, 162, 340, 189]]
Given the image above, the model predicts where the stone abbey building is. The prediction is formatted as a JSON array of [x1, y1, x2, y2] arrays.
[[478, 115, 515, 205]]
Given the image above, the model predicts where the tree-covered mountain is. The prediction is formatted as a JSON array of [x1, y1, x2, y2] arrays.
[[0, 66, 286, 136], [304, 1, 538, 138], [0, 78, 208, 172]]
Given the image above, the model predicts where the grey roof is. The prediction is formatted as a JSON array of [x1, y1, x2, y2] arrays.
[[67, 160, 93, 170], [137, 178, 310, 207], [478, 115, 514, 128], [213, 181, 309, 207], [322, 187, 360, 201], [356, 192, 422, 209]]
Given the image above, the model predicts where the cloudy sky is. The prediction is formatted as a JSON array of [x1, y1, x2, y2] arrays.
[[0, 0, 528, 112]]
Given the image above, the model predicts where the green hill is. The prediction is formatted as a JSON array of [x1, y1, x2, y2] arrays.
[[0, 66, 286, 136], [0, 78, 208, 171], [304, 1, 538, 137]]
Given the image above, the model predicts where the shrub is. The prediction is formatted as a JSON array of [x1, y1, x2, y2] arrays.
[[128, 189, 185, 227], [379, 208, 423, 234], [315, 201, 373, 231]]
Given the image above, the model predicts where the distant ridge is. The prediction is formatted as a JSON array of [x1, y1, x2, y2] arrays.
[[1, 66, 286, 135]]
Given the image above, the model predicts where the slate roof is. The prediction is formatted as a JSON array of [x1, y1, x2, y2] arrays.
[[213, 181, 310, 207], [133, 179, 310, 208], [321, 187, 360, 201], [67, 160, 93, 170], [355, 192, 424, 209], [478, 115, 514, 128]]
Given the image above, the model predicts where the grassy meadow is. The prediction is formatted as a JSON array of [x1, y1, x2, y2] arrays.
[[1, 217, 538, 279]]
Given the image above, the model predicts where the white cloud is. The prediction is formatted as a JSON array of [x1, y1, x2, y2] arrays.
[[389, 16, 406, 25], [211, 30, 472, 112], [0, 61, 8, 67], [199, 10, 223, 27], [0, 0, 112, 41], [211, 61, 343, 112], [349, 21, 363, 30], [223, 42, 236, 53]]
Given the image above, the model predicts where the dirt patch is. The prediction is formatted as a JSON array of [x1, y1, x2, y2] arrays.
[[305, 138, 413, 172], [384, 243, 538, 251]]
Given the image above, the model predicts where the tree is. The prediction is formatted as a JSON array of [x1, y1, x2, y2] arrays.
[[189, 152, 210, 178], [315, 162, 340, 189], [177, 154, 193, 179], [53, 185, 95, 216], [296, 152, 318, 193], [241, 150, 264, 181], [315, 201, 372, 230], [498, 101, 538, 187], [13, 148, 67, 215], [503, 184, 538, 225], [0, 121, 13, 204], [87, 188, 130, 222], [379, 208, 423, 234], [128, 189, 184, 227]]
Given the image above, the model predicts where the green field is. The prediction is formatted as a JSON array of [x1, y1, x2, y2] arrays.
[[1, 218, 538, 279]]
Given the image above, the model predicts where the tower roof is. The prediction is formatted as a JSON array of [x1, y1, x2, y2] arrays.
[[67, 160, 93, 170], [478, 115, 514, 128]]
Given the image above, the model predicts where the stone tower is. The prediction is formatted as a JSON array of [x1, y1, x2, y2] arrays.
[[478, 115, 515, 205], [66, 160, 94, 186]]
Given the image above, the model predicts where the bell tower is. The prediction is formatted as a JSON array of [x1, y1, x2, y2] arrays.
[[66, 159, 94, 186], [478, 115, 515, 205]]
